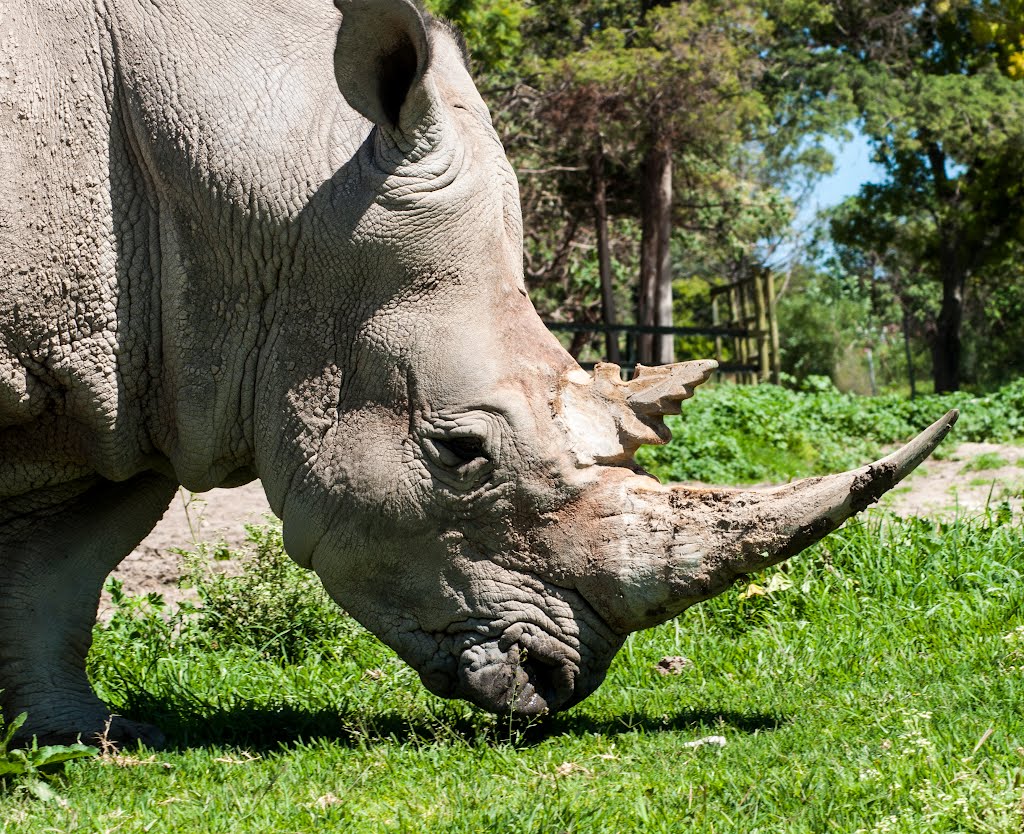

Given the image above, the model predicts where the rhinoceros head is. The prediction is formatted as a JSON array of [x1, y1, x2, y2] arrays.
[[251, 0, 956, 717]]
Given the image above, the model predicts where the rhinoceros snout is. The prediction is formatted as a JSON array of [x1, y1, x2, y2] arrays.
[[455, 639, 580, 717]]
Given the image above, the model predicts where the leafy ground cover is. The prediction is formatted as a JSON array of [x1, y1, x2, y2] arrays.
[[2, 507, 1022, 832], [636, 377, 1024, 484]]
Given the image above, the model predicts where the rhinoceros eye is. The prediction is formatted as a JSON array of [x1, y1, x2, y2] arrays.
[[434, 437, 487, 466], [419, 412, 499, 488], [421, 433, 494, 490]]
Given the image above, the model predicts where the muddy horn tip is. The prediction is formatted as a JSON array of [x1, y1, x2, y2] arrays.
[[879, 408, 959, 484]]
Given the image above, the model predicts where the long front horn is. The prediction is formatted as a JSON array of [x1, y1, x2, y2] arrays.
[[576, 410, 959, 633]]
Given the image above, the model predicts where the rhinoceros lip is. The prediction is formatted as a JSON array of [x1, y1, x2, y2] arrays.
[[452, 632, 579, 717]]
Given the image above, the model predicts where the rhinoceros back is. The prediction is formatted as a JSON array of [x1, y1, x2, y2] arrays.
[[0, 0, 371, 498]]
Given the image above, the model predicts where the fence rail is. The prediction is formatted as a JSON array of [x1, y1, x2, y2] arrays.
[[543, 321, 763, 378], [542, 321, 752, 339], [542, 271, 781, 384]]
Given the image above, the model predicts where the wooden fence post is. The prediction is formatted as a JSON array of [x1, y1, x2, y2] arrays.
[[754, 272, 770, 382], [766, 269, 781, 385], [711, 295, 722, 368]]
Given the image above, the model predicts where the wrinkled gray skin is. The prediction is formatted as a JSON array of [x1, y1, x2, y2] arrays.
[[0, 0, 956, 746]]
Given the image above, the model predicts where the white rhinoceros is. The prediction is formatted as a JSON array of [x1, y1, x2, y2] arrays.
[[0, 0, 955, 746]]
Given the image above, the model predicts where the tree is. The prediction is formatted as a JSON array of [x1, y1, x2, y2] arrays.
[[531, 1, 772, 364], [770, 0, 1024, 391], [424, 0, 532, 74]]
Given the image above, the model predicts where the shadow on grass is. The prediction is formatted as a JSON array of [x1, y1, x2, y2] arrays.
[[116, 690, 787, 752]]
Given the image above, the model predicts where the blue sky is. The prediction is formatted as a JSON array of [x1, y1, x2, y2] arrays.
[[802, 132, 886, 220], [771, 131, 887, 265]]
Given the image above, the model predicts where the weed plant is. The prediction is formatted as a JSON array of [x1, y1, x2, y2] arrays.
[[176, 521, 358, 661], [0, 714, 96, 805]]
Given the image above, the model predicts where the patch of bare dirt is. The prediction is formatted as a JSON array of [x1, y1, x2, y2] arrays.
[[100, 481, 274, 616], [875, 441, 1024, 518]]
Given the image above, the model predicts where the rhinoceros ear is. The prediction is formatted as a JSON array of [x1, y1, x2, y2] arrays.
[[334, 0, 432, 132]]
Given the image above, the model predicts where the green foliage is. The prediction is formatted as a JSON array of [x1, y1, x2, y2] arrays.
[[774, 263, 875, 385], [779, 0, 1024, 391], [636, 377, 1024, 483], [963, 266, 1024, 387], [544, 0, 771, 140], [94, 521, 360, 670], [423, 0, 531, 73], [506, 1, 790, 343], [457, 0, 1024, 388], [178, 521, 357, 662], [946, 0, 1024, 79], [0, 713, 96, 804]]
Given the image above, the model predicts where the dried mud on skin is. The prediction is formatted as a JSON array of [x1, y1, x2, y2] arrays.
[[103, 442, 1023, 610]]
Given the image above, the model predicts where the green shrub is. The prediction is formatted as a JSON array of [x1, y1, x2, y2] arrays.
[[636, 377, 1024, 484], [91, 520, 366, 691], [177, 520, 359, 662]]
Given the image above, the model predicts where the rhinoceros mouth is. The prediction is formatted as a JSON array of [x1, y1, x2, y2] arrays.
[[451, 632, 583, 717], [390, 553, 623, 716]]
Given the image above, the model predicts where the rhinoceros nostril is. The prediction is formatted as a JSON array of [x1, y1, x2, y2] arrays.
[[455, 638, 579, 716], [517, 657, 555, 711], [513, 648, 576, 716]]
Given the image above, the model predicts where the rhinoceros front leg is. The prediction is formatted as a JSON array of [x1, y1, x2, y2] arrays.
[[0, 472, 177, 747]]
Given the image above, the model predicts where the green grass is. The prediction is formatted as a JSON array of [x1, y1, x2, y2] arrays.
[[963, 453, 1012, 473], [2, 509, 1023, 832]]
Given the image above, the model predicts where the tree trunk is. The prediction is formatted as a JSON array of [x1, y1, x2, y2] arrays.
[[638, 141, 674, 365], [924, 143, 965, 393], [638, 166, 657, 366], [652, 144, 674, 364], [567, 330, 589, 360], [931, 257, 965, 393], [591, 142, 619, 364]]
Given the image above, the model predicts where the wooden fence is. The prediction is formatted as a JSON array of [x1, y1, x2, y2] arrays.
[[543, 270, 781, 383], [709, 270, 781, 384]]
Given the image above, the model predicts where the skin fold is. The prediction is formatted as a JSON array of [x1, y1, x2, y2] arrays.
[[0, 0, 955, 746]]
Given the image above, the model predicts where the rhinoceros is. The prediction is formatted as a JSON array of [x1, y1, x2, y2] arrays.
[[0, 0, 955, 746]]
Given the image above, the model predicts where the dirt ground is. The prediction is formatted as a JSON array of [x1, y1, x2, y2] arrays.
[[101, 481, 273, 615], [105, 441, 1024, 610], [878, 441, 1024, 517]]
